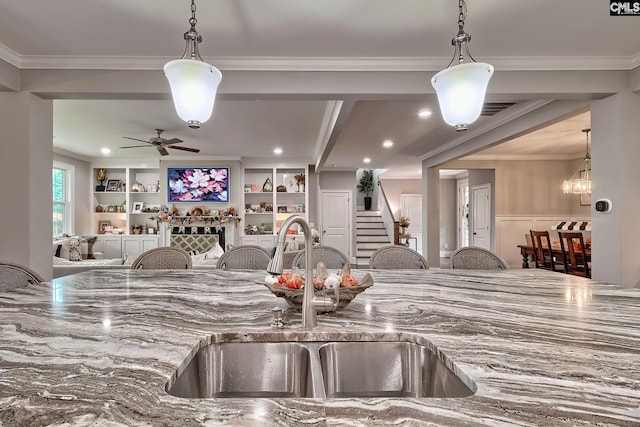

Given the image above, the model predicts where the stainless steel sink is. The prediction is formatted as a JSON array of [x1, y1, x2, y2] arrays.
[[167, 342, 317, 398], [167, 335, 476, 399], [318, 341, 475, 398]]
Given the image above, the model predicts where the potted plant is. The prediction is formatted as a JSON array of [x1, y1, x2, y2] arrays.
[[357, 169, 375, 210]]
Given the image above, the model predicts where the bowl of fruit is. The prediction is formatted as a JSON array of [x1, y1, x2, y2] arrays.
[[263, 263, 373, 312]]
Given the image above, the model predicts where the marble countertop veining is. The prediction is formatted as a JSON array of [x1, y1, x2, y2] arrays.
[[1, 268, 640, 426]]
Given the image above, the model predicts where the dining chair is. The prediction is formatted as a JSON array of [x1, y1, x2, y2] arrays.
[[530, 230, 563, 272], [291, 245, 349, 269], [130, 247, 192, 270], [216, 245, 272, 270], [0, 261, 44, 292], [368, 245, 429, 269], [450, 246, 508, 270], [558, 231, 590, 278]]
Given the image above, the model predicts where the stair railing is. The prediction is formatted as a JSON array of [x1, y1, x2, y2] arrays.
[[378, 181, 400, 245]]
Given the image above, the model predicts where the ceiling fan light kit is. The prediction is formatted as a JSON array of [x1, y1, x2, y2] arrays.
[[164, 0, 222, 129], [431, 0, 493, 131]]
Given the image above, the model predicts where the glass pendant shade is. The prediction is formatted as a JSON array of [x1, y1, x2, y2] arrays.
[[431, 62, 494, 131], [562, 165, 591, 194], [562, 128, 592, 194], [164, 59, 222, 129]]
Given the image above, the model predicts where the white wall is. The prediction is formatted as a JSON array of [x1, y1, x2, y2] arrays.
[[0, 92, 53, 279], [591, 92, 640, 287], [439, 179, 457, 252]]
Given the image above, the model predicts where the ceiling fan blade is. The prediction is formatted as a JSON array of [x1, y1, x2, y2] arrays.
[[122, 136, 151, 144], [163, 138, 183, 145], [157, 146, 170, 156], [120, 144, 153, 149], [168, 145, 200, 153]]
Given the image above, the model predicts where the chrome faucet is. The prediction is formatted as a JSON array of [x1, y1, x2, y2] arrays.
[[267, 215, 317, 328]]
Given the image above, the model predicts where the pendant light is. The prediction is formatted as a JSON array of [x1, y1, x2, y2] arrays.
[[164, 0, 222, 129], [562, 129, 592, 194], [431, 0, 493, 131]]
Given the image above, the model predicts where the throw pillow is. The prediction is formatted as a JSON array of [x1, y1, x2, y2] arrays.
[[81, 236, 98, 259], [68, 236, 83, 261], [53, 239, 70, 259]]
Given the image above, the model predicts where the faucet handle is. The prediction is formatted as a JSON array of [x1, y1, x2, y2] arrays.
[[271, 307, 284, 328]]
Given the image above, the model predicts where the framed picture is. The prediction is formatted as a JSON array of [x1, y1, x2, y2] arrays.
[[168, 167, 229, 202], [98, 220, 111, 234], [106, 179, 120, 192], [132, 201, 144, 213]]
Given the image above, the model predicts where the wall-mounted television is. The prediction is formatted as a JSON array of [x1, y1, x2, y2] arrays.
[[168, 167, 229, 202]]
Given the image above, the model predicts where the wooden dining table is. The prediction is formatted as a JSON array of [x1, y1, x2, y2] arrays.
[[517, 244, 591, 269]]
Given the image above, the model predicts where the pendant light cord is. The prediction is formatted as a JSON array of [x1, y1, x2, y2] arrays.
[[190, 0, 197, 28]]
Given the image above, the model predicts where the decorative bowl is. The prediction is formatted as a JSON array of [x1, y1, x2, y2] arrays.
[[263, 272, 374, 312]]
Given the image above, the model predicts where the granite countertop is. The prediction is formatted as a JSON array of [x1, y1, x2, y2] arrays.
[[1, 268, 639, 426]]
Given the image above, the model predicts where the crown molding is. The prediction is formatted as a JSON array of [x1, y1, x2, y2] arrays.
[[1, 46, 639, 72], [0, 43, 20, 67], [631, 52, 640, 69], [53, 147, 92, 163], [460, 154, 582, 161]]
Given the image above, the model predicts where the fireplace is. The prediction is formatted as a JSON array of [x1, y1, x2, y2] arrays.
[[170, 226, 225, 252]]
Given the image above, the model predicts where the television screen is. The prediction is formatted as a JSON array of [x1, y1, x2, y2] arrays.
[[168, 167, 229, 202]]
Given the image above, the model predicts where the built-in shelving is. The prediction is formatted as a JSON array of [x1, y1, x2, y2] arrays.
[[92, 167, 161, 235], [242, 166, 308, 247]]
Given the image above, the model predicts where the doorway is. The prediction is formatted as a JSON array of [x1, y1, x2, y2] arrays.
[[400, 194, 423, 254], [320, 190, 352, 260], [457, 179, 469, 248], [471, 184, 491, 250]]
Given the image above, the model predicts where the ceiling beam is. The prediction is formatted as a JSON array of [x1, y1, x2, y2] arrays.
[[19, 69, 634, 101], [0, 58, 19, 91], [421, 99, 590, 168]]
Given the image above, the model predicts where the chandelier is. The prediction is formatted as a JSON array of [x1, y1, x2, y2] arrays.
[[431, 0, 494, 131], [562, 128, 592, 194], [164, 0, 222, 129]]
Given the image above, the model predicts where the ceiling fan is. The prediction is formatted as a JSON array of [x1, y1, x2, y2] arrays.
[[120, 129, 200, 156]]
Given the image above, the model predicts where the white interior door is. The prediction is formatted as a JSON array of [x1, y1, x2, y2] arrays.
[[400, 194, 423, 254], [457, 179, 469, 248], [320, 190, 351, 259], [471, 184, 491, 250]]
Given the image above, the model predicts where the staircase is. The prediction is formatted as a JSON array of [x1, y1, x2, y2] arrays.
[[356, 211, 392, 267]]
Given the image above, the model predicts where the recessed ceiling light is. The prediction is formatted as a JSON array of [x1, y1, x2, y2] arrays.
[[382, 140, 394, 148], [418, 109, 432, 119], [363, 157, 371, 164], [273, 147, 283, 155], [101, 148, 111, 155]]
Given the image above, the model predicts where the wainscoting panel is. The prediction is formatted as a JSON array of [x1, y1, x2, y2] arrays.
[[496, 216, 590, 268]]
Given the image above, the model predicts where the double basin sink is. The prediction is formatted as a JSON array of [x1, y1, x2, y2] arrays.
[[167, 332, 476, 399]]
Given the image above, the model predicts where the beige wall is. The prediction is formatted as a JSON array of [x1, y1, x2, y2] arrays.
[[439, 159, 591, 267], [442, 159, 590, 217], [378, 178, 422, 218]]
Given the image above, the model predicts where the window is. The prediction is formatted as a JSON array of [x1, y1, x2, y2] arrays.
[[52, 162, 74, 236]]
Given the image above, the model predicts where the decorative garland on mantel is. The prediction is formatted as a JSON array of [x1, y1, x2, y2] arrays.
[[154, 215, 241, 228]]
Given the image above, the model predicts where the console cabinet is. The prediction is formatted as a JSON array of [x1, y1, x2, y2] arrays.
[[93, 235, 159, 259]]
